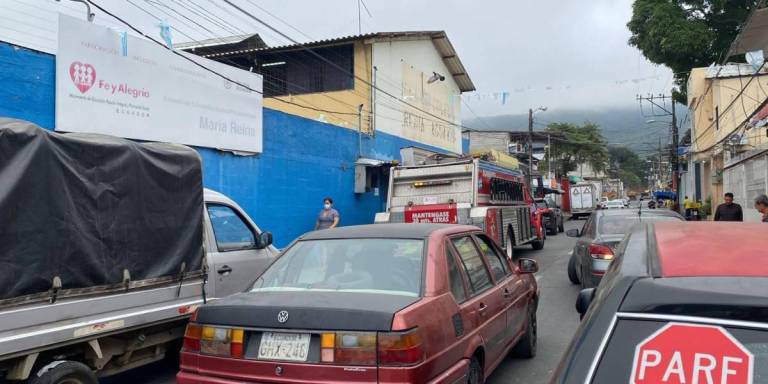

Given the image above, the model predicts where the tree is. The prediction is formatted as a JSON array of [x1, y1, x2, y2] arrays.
[[545, 122, 609, 178], [627, 0, 759, 103], [608, 146, 646, 190]]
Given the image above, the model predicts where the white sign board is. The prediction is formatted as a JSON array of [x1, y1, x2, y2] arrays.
[[56, 15, 263, 153]]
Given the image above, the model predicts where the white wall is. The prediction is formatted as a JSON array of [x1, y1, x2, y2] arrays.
[[372, 39, 462, 154]]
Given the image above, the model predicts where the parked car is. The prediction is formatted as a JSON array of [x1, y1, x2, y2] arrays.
[[177, 224, 540, 384], [535, 197, 565, 235], [604, 200, 626, 209], [566, 209, 684, 288], [552, 222, 768, 384]]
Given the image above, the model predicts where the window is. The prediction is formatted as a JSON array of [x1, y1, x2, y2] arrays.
[[489, 177, 525, 203], [255, 44, 354, 97], [598, 215, 683, 235], [474, 235, 508, 281], [592, 319, 768, 382], [207, 205, 256, 252], [451, 236, 493, 294], [252, 239, 424, 297], [445, 246, 467, 303]]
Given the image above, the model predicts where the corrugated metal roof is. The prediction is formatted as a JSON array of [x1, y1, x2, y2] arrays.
[[197, 31, 476, 92], [175, 34, 263, 50]]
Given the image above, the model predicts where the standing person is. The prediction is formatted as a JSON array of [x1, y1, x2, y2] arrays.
[[714, 192, 743, 221], [683, 196, 692, 218], [754, 194, 768, 223], [315, 197, 340, 230]]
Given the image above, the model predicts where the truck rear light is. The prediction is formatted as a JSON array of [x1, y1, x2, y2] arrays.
[[182, 323, 202, 352], [377, 328, 424, 366], [588, 244, 614, 260], [198, 326, 245, 358]]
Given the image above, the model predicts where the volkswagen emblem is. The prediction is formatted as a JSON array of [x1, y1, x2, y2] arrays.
[[277, 310, 289, 323], [275, 366, 283, 376]]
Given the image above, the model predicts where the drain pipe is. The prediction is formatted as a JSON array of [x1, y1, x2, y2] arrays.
[[357, 104, 364, 158]]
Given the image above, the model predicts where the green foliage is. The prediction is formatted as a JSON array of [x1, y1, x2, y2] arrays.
[[608, 146, 646, 190], [545, 122, 609, 178], [627, 0, 758, 103], [702, 195, 713, 216]]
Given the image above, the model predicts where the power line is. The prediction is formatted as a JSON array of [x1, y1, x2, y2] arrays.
[[219, 0, 475, 132]]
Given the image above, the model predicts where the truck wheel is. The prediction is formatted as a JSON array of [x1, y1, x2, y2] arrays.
[[29, 361, 97, 384], [505, 228, 515, 259], [531, 224, 545, 250]]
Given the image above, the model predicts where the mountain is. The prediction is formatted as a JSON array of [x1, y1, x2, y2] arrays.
[[462, 106, 688, 156]]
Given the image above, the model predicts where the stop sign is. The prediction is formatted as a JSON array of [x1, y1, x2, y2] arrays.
[[631, 323, 754, 384]]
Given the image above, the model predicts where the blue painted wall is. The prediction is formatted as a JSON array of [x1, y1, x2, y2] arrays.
[[0, 42, 458, 247]]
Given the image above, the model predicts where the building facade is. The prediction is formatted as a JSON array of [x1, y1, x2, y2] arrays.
[[686, 64, 768, 220], [0, 29, 475, 245]]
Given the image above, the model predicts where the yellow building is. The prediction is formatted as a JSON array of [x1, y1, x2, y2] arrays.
[[190, 32, 476, 154], [686, 64, 768, 219]]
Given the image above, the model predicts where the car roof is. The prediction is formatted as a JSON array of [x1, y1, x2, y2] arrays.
[[653, 221, 768, 277], [300, 223, 478, 240]]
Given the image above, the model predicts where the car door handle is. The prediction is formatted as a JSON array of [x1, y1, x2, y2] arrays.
[[503, 288, 512, 299], [478, 303, 488, 316], [217, 265, 233, 275]]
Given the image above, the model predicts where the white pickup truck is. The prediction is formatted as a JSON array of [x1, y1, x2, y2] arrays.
[[0, 119, 277, 383]]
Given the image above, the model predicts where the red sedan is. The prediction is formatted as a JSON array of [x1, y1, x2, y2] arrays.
[[177, 223, 539, 384]]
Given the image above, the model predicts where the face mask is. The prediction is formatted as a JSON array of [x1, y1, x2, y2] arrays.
[[324, 203, 331, 209]]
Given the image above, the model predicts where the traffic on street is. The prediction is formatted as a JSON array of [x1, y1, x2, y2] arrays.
[[2, 1, 768, 384]]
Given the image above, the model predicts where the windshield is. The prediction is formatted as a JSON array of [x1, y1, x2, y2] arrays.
[[251, 238, 424, 297], [598, 215, 681, 235]]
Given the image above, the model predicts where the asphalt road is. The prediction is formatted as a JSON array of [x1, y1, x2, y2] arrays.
[[103, 219, 584, 384]]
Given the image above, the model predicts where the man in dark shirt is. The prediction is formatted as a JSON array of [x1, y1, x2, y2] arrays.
[[714, 192, 743, 221]]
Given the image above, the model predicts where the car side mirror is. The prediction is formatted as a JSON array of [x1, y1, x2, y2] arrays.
[[566, 229, 580, 237], [256, 232, 273, 249], [517, 258, 538, 274], [576, 288, 596, 319]]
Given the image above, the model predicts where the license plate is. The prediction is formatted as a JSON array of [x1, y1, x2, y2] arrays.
[[257, 332, 311, 362]]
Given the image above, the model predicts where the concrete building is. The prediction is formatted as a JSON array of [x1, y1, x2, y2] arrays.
[[0, 26, 475, 245], [191, 31, 475, 154], [686, 63, 768, 220]]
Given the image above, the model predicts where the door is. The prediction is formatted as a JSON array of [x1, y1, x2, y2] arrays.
[[473, 234, 528, 347], [449, 235, 508, 367], [205, 203, 273, 298], [574, 214, 597, 283]]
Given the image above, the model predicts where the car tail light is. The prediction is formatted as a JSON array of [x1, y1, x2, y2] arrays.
[[319, 332, 377, 365], [378, 328, 425, 366], [188, 326, 245, 358], [183, 323, 202, 352], [588, 244, 614, 260]]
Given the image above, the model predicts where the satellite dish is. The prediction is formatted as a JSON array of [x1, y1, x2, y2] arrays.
[[746, 50, 765, 72]]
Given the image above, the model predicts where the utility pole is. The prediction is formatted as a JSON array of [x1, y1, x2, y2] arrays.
[[637, 92, 679, 208], [528, 108, 533, 192]]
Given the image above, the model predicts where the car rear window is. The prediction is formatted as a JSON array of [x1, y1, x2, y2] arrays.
[[592, 319, 768, 383], [598, 215, 681, 235], [251, 238, 423, 297]]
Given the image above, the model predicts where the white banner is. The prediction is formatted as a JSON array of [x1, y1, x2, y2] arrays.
[[56, 15, 263, 153]]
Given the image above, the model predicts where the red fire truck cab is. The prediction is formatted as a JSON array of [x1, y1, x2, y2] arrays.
[[375, 158, 546, 257]]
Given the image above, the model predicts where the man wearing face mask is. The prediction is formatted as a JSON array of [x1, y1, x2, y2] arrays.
[[315, 197, 340, 230]]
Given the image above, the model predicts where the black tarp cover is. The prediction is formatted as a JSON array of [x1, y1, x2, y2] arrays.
[[0, 119, 204, 303]]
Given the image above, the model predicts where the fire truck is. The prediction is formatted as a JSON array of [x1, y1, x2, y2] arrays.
[[375, 156, 546, 257]]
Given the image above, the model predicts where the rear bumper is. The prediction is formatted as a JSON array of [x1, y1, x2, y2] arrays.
[[178, 351, 469, 384]]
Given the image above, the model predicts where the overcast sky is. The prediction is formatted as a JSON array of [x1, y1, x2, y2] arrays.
[[18, 0, 674, 117]]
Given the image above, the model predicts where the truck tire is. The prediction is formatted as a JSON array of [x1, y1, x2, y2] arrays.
[[531, 224, 545, 250], [29, 361, 97, 384], [505, 227, 515, 259]]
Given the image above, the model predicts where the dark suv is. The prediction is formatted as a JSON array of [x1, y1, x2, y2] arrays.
[[552, 221, 768, 383]]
